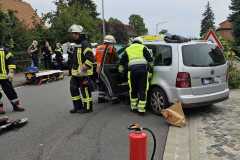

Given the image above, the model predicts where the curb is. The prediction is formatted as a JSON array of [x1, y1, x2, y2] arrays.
[[163, 116, 202, 160]]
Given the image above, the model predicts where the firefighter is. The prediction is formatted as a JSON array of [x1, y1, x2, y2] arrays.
[[95, 35, 118, 103], [0, 46, 25, 114], [42, 40, 53, 69], [54, 43, 63, 70], [27, 40, 39, 67], [68, 24, 95, 114], [119, 37, 153, 115]]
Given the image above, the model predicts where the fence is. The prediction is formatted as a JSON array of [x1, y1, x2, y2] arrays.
[[14, 51, 32, 72]]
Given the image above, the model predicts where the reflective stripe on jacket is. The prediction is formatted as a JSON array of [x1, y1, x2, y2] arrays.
[[0, 48, 16, 79], [71, 45, 94, 77]]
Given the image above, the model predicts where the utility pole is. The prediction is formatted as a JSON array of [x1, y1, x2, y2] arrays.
[[102, 0, 106, 38], [156, 21, 168, 35]]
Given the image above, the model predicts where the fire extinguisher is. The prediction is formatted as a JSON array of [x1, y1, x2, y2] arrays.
[[128, 123, 156, 160]]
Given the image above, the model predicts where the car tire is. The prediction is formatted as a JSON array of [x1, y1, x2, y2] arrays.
[[149, 87, 169, 115]]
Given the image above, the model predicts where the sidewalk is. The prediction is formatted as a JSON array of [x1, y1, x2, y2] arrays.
[[163, 90, 240, 160]]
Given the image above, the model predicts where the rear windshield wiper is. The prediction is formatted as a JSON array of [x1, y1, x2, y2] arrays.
[[187, 64, 207, 67]]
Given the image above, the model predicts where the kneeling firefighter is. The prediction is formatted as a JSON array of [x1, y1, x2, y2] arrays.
[[119, 37, 153, 115], [0, 46, 25, 114], [68, 24, 95, 114]]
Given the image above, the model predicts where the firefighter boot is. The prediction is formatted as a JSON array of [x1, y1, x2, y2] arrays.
[[70, 100, 86, 114], [12, 100, 25, 112], [0, 104, 5, 114]]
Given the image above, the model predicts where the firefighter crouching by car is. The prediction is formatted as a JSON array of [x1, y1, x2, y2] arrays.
[[68, 24, 95, 114], [0, 46, 25, 114], [54, 43, 63, 70], [118, 37, 153, 115], [95, 35, 118, 103]]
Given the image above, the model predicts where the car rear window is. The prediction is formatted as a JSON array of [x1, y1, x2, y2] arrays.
[[147, 45, 172, 66], [182, 44, 226, 67]]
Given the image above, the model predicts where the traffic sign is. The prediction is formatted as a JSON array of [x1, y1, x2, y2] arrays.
[[204, 30, 224, 49]]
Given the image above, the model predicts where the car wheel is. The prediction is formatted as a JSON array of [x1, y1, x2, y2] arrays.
[[149, 87, 169, 115]]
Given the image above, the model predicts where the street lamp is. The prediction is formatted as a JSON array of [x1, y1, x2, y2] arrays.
[[102, 0, 106, 38], [156, 21, 168, 35]]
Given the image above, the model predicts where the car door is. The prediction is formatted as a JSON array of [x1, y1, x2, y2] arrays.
[[100, 46, 129, 97]]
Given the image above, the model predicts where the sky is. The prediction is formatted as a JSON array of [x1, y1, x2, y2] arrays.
[[25, 0, 232, 38]]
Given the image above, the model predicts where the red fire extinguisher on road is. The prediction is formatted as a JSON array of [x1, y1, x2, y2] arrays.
[[128, 123, 156, 160]]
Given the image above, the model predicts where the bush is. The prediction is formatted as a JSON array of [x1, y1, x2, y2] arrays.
[[228, 65, 240, 89], [219, 36, 240, 89]]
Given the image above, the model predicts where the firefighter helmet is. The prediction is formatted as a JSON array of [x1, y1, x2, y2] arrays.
[[32, 40, 38, 46], [104, 35, 116, 44], [133, 37, 144, 44], [68, 24, 84, 33]]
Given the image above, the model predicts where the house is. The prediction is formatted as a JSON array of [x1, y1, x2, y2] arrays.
[[216, 20, 234, 41], [0, 0, 41, 29]]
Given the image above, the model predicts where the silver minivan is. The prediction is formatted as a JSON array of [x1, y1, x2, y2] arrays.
[[100, 41, 229, 114]]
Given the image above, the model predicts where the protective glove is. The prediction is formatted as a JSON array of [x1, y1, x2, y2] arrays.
[[148, 73, 153, 80], [118, 65, 124, 73], [7, 70, 14, 81], [81, 64, 89, 73]]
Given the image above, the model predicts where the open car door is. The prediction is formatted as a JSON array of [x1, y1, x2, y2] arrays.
[[99, 46, 129, 98]]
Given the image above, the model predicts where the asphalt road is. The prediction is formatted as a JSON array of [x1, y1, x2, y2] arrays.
[[0, 78, 169, 160]]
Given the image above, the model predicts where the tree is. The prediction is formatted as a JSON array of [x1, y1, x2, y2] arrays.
[[0, 9, 32, 51], [67, 0, 99, 18], [200, 1, 215, 37], [46, 2, 101, 43], [129, 14, 148, 36], [106, 18, 129, 44], [229, 0, 240, 46]]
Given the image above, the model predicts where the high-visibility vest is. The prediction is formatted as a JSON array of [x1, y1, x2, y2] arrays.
[[72, 47, 93, 77], [0, 48, 16, 79], [126, 43, 147, 66], [95, 44, 115, 65]]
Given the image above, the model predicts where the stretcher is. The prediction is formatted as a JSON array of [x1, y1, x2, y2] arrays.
[[25, 70, 64, 85]]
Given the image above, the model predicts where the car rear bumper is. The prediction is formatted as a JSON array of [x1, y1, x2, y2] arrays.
[[179, 89, 229, 108]]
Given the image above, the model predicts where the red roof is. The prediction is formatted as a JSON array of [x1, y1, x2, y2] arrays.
[[219, 20, 232, 30], [0, 0, 41, 29]]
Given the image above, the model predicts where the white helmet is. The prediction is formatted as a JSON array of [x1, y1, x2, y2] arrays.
[[56, 43, 61, 48], [104, 35, 116, 44], [68, 24, 84, 33], [133, 37, 144, 44], [32, 40, 38, 46]]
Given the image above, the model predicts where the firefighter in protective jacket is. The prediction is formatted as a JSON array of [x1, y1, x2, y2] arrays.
[[54, 43, 63, 70], [95, 35, 118, 103], [68, 24, 95, 114], [0, 46, 25, 114], [119, 37, 153, 115]]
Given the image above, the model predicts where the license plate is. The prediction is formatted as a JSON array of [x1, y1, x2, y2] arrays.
[[202, 78, 214, 85]]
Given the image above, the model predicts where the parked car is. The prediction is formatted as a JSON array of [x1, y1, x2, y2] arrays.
[[100, 40, 229, 114]]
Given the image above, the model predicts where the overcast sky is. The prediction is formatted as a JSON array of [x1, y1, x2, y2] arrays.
[[25, 0, 231, 38]]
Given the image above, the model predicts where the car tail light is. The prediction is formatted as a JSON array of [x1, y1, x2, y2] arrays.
[[176, 72, 191, 88]]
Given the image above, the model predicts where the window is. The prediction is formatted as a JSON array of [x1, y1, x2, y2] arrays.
[[147, 45, 172, 66], [182, 44, 226, 67]]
